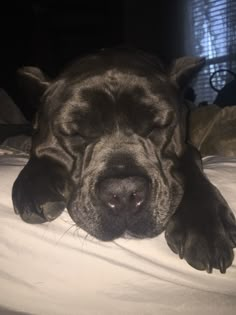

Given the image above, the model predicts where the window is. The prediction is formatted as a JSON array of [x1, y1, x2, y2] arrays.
[[186, 0, 236, 104]]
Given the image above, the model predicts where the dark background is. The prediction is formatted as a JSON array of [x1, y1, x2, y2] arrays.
[[0, 0, 185, 120]]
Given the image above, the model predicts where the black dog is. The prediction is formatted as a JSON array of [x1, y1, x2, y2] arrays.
[[12, 48, 236, 273]]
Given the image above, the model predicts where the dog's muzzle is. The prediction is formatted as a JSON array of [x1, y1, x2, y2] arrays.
[[67, 152, 158, 241]]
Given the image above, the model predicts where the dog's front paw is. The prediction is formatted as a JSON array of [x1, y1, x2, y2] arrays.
[[165, 205, 236, 273], [12, 165, 66, 224]]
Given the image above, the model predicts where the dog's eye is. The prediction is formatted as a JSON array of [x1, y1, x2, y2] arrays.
[[62, 130, 96, 140], [59, 124, 98, 142], [144, 112, 175, 137], [144, 125, 159, 137], [141, 121, 165, 137]]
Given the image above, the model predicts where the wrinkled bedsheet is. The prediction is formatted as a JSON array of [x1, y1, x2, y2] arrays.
[[0, 154, 236, 315]]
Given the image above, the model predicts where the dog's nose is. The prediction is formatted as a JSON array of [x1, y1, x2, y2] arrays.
[[97, 176, 149, 215]]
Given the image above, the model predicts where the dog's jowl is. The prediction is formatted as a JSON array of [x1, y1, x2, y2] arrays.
[[12, 48, 236, 273]]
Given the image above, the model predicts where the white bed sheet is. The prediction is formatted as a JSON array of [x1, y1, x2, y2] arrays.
[[0, 155, 236, 315]]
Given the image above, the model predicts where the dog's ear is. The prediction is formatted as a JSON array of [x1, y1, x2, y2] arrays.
[[170, 56, 205, 89], [17, 67, 51, 120], [17, 66, 50, 98]]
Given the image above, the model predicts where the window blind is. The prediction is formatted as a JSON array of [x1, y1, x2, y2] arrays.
[[189, 0, 236, 104]]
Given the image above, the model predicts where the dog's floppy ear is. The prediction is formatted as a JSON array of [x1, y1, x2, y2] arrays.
[[170, 56, 205, 89], [17, 67, 51, 120], [17, 66, 50, 98]]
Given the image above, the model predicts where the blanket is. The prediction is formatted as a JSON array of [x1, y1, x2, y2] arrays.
[[0, 153, 236, 315]]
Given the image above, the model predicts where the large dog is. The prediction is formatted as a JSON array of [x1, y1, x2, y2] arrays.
[[12, 48, 236, 273]]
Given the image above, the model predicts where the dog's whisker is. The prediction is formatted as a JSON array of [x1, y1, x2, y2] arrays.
[[56, 224, 77, 245], [84, 232, 89, 240], [72, 226, 80, 238]]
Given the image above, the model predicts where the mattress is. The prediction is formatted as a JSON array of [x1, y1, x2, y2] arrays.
[[0, 154, 236, 315]]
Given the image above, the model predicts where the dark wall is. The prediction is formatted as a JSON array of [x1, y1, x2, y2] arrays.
[[124, 0, 185, 63], [0, 0, 185, 119], [0, 1, 124, 92]]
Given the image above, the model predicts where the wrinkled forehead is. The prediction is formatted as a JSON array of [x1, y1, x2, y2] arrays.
[[53, 69, 178, 122]]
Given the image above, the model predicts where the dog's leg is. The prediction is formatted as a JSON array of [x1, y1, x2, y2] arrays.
[[165, 145, 236, 273], [12, 157, 67, 223]]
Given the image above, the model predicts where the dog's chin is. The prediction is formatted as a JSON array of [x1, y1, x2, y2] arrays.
[[67, 198, 166, 241], [121, 229, 163, 240], [122, 221, 165, 240], [72, 222, 164, 242], [81, 226, 164, 242], [72, 219, 126, 242], [67, 209, 165, 242]]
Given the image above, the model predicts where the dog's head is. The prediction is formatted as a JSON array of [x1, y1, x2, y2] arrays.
[[19, 49, 204, 240]]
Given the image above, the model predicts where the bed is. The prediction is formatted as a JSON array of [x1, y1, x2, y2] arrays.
[[0, 148, 236, 315]]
